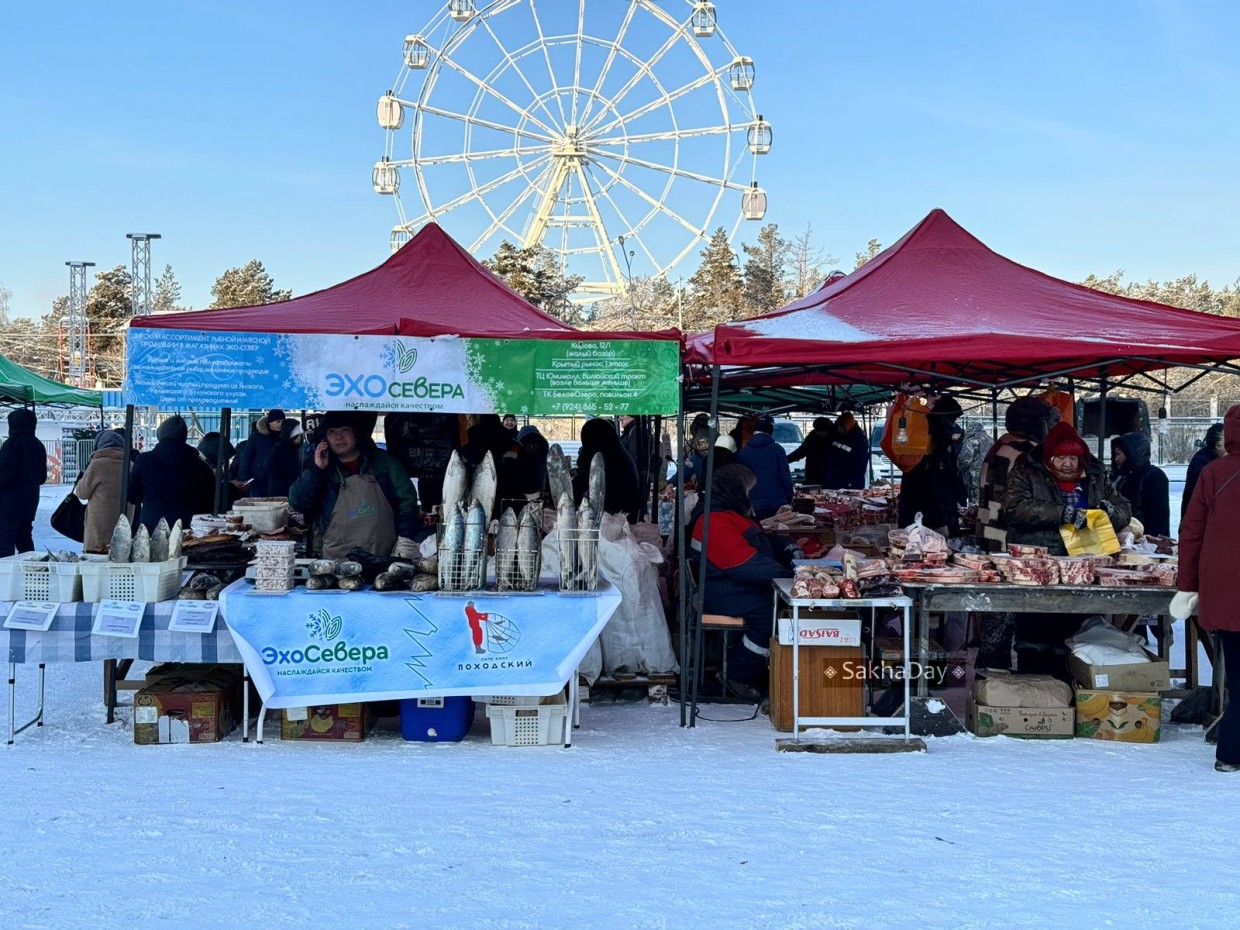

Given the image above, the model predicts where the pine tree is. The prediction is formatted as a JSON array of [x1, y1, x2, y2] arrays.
[[83, 265, 133, 384], [485, 241, 584, 323], [686, 226, 743, 329], [152, 264, 184, 314], [210, 260, 291, 309], [854, 238, 883, 269], [742, 223, 790, 315]]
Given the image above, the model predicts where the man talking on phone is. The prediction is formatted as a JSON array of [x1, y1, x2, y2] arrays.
[[289, 411, 422, 560]]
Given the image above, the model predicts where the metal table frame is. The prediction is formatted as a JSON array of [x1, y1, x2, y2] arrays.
[[901, 582, 1186, 697], [773, 579, 912, 739]]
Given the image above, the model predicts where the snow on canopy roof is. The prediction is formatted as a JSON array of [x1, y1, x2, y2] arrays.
[[131, 223, 575, 336], [689, 209, 1240, 383]]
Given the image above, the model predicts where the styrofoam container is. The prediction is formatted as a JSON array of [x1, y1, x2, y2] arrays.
[[0, 553, 102, 602], [485, 692, 568, 747], [79, 557, 187, 603]]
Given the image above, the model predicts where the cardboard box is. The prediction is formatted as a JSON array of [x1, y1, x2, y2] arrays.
[[133, 669, 240, 745], [1074, 688, 1161, 743], [1067, 650, 1170, 693], [281, 703, 371, 741], [769, 637, 864, 732], [965, 696, 1075, 739], [776, 613, 862, 647]]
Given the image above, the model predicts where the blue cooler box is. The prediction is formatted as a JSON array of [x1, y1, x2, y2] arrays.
[[400, 696, 475, 742]]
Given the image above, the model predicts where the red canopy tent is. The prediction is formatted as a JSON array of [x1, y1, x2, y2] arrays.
[[133, 223, 575, 337], [688, 209, 1240, 391]]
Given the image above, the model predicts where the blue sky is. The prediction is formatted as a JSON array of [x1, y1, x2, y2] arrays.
[[2, 0, 1238, 317]]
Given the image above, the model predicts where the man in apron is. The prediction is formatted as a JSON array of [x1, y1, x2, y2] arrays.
[[289, 412, 422, 560]]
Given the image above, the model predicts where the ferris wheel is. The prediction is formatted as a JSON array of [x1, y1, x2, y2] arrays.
[[374, 0, 770, 299]]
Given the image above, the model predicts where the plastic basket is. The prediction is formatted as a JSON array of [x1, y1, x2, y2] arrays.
[[0, 553, 97, 602], [80, 557, 187, 603], [485, 692, 568, 747], [472, 694, 543, 707]]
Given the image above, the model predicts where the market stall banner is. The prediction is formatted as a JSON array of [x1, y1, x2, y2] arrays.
[[123, 329, 679, 415], [219, 581, 621, 707]]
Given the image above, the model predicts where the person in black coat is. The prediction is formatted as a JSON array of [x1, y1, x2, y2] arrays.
[[897, 397, 967, 536], [572, 417, 642, 523], [197, 432, 241, 509], [619, 415, 660, 519], [1111, 431, 1170, 537], [385, 413, 460, 510], [825, 412, 870, 490], [786, 417, 835, 485], [462, 414, 536, 515], [0, 408, 47, 555], [129, 415, 216, 531], [236, 409, 303, 498], [516, 424, 550, 499], [1183, 422, 1225, 518]]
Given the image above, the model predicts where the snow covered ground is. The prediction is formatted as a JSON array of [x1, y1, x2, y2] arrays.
[[3, 490, 1232, 930]]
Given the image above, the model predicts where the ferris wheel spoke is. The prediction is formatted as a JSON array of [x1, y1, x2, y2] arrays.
[[588, 69, 725, 139], [591, 124, 735, 147], [405, 144, 550, 167], [419, 103, 557, 145], [590, 148, 748, 193], [475, 15, 564, 134], [588, 158, 702, 238], [581, 24, 684, 136], [436, 55, 561, 139], [573, 163, 627, 289], [528, 1, 570, 128], [433, 155, 552, 217], [570, 0, 586, 125], [577, 0, 638, 128], [470, 163, 554, 251], [594, 182, 661, 271]]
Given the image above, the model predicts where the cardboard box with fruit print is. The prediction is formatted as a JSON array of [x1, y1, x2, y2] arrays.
[[1074, 688, 1161, 743], [280, 703, 372, 741]]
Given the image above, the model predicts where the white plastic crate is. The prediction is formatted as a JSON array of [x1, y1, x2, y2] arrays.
[[0, 553, 97, 602], [472, 694, 542, 707], [485, 692, 568, 747], [80, 557, 187, 603]]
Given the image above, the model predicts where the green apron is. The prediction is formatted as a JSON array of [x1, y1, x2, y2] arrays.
[[322, 473, 397, 560]]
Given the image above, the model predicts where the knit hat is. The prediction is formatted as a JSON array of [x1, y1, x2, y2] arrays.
[[754, 415, 775, 434], [1043, 421, 1090, 459], [94, 430, 126, 451], [267, 409, 286, 423], [715, 435, 737, 453], [156, 415, 188, 443]]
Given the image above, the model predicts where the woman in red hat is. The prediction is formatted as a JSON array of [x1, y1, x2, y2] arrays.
[[1002, 421, 1131, 676]]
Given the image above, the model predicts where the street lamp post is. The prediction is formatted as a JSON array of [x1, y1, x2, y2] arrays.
[[617, 235, 638, 329]]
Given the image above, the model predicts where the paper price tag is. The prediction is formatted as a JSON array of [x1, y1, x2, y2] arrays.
[[92, 600, 145, 638], [168, 600, 219, 634], [3, 601, 60, 632]]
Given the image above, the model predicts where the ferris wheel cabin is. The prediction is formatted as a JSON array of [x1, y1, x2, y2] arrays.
[[742, 183, 767, 221], [691, 2, 717, 38], [449, 0, 475, 23], [747, 115, 772, 155], [403, 35, 430, 70], [729, 57, 755, 91], [372, 157, 400, 195], [377, 93, 403, 131]]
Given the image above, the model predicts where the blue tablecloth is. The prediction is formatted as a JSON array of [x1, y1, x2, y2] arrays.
[[220, 580, 621, 708], [2, 600, 243, 665]]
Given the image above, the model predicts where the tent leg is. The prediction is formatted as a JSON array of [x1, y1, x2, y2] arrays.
[[676, 393, 688, 727], [118, 405, 134, 521], [1098, 370, 1109, 459], [215, 407, 231, 513], [690, 364, 722, 728]]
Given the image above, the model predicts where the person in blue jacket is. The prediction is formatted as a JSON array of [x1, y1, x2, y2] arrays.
[[735, 415, 793, 519]]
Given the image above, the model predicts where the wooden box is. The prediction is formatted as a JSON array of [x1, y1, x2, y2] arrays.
[[769, 637, 864, 732]]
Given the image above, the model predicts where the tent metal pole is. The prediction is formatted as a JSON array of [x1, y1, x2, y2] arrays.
[[675, 389, 687, 726], [214, 407, 231, 514], [690, 363, 722, 727], [1098, 370, 1109, 459], [118, 404, 134, 521], [991, 388, 999, 436], [649, 415, 661, 523]]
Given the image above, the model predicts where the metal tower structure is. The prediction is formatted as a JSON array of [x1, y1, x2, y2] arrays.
[[65, 261, 95, 387], [127, 232, 161, 316]]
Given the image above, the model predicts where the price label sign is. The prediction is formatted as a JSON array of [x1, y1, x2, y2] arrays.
[[168, 600, 219, 634], [3, 601, 60, 632], [92, 599, 145, 638]]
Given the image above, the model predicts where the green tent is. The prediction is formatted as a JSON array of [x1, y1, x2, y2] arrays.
[[0, 354, 103, 406]]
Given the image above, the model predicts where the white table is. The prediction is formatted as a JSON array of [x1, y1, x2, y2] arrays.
[[772, 579, 912, 740]]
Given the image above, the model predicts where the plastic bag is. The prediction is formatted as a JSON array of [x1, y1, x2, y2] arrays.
[[1059, 509, 1121, 556], [904, 513, 948, 556]]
